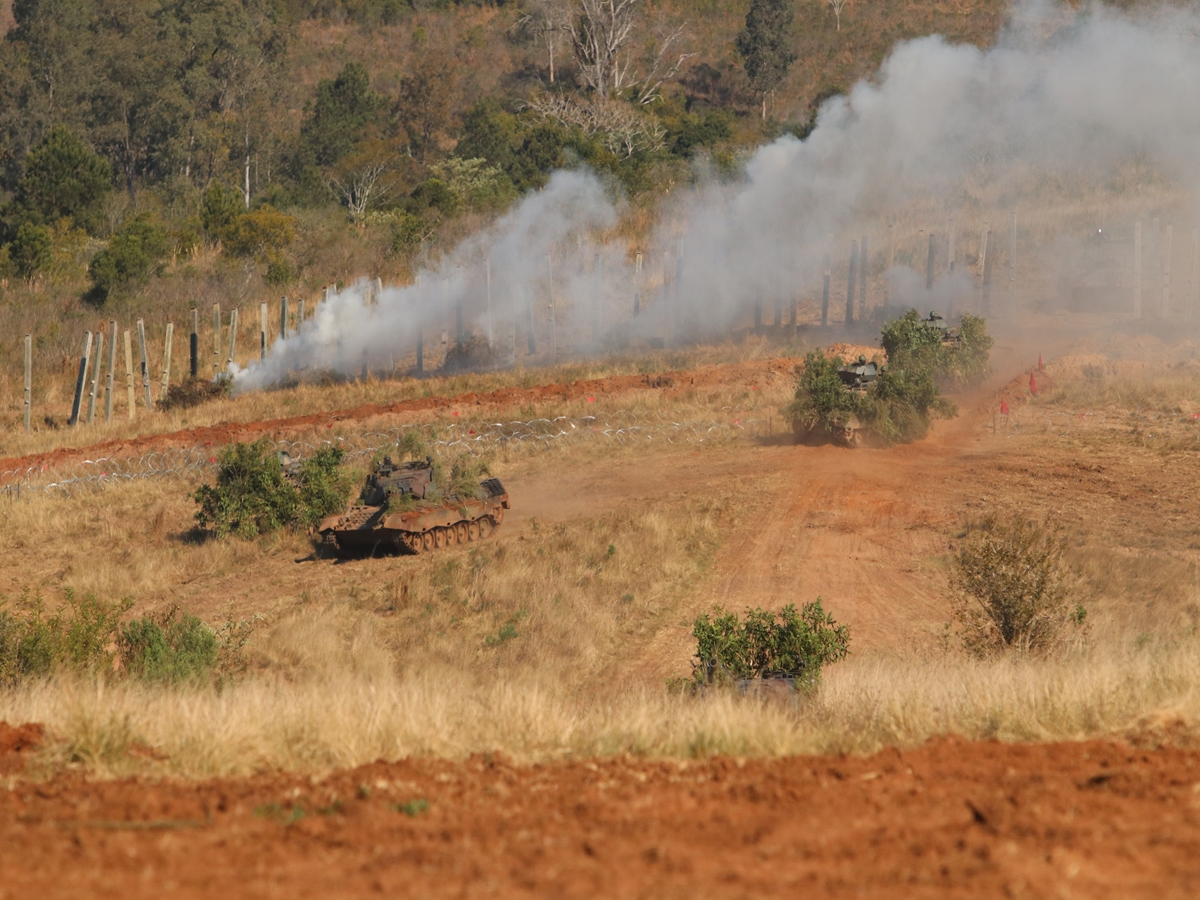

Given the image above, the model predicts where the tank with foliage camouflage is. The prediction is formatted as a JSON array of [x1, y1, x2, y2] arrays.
[[317, 455, 509, 557], [784, 347, 955, 448], [882, 308, 993, 388]]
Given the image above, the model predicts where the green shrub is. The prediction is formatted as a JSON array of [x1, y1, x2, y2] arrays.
[[0, 589, 133, 685], [880, 308, 993, 388], [193, 439, 301, 537], [9, 222, 53, 280], [193, 439, 349, 536], [86, 214, 169, 305], [687, 600, 849, 691], [448, 454, 490, 500], [781, 350, 869, 436], [951, 515, 1084, 656], [295, 446, 350, 528], [118, 607, 218, 684]]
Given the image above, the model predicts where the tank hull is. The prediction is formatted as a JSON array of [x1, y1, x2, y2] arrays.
[[318, 479, 509, 556]]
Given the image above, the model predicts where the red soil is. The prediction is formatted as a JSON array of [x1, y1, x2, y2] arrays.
[[1, 735, 1197, 897]]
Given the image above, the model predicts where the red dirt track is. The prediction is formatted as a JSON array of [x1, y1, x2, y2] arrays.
[[2, 736, 1198, 897], [0, 356, 809, 476]]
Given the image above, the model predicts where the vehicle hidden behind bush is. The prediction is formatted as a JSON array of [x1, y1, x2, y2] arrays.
[[680, 600, 850, 694], [192, 439, 350, 538]]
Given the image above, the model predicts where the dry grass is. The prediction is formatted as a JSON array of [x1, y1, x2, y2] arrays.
[[5, 630, 1199, 779]]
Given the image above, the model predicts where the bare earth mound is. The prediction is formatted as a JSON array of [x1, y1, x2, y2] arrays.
[[2, 737, 1197, 898]]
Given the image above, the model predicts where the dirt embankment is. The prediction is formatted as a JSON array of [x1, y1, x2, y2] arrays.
[[0, 357, 807, 477], [1, 734, 1197, 897]]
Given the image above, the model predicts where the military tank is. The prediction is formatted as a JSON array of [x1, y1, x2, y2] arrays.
[[317, 457, 509, 556], [792, 355, 879, 447], [923, 311, 963, 348]]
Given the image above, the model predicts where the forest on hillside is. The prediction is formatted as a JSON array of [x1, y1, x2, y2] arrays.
[[0, 0, 1005, 375]]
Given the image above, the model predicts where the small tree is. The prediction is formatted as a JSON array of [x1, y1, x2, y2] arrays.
[[951, 516, 1085, 656], [9, 222, 52, 282], [689, 600, 849, 691], [735, 0, 798, 119], [13, 126, 112, 235]]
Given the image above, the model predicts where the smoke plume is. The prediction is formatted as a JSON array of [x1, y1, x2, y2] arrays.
[[235, 0, 1200, 390]]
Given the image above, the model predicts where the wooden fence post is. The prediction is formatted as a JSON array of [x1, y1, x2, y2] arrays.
[[845, 240, 858, 325], [858, 235, 868, 318], [68, 331, 92, 427], [104, 320, 116, 423], [190, 308, 199, 379], [259, 301, 268, 361], [1162, 224, 1174, 319], [485, 257, 494, 346], [23, 334, 31, 434], [124, 330, 135, 421], [137, 318, 153, 412], [296, 299, 305, 330], [160, 322, 173, 403], [226, 308, 238, 367], [86, 330, 103, 424], [212, 303, 220, 376], [280, 296, 289, 340], [821, 256, 831, 327], [1134, 219, 1143, 319]]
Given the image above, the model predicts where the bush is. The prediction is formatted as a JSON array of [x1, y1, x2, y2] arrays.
[[687, 600, 849, 691], [118, 607, 218, 684], [221, 206, 296, 260], [9, 222, 52, 280], [782, 348, 956, 445], [193, 439, 301, 538], [951, 515, 1085, 656], [881, 308, 993, 388], [0, 589, 133, 685], [193, 439, 349, 536], [86, 214, 169, 305], [295, 446, 350, 528], [781, 350, 869, 436]]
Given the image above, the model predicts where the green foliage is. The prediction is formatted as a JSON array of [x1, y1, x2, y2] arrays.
[[299, 62, 386, 169], [117, 607, 219, 684], [880, 309, 993, 387], [295, 446, 350, 528], [429, 157, 514, 212], [201, 183, 244, 240], [0, 589, 133, 685], [781, 350, 868, 434], [736, 0, 798, 96], [951, 516, 1083, 656], [689, 601, 849, 690], [9, 222, 52, 280], [193, 439, 301, 538], [193, 439, 349, 537], [86, 214, 169, 306], [220, 206, 297, 260], [11, 126, 112, 234], [866, 365, 956, 444], [448, 454, 490, 499]]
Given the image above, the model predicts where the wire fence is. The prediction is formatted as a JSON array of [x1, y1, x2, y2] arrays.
[[0, 408, 771, 501]]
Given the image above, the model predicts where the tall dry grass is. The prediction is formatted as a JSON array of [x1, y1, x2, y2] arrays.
[[5, 629, 1198, 778]]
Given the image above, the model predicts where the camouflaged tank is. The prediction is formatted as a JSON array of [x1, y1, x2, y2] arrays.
[[792, 356, 880, 447], [923, 311, 963, 349], [317, 457, 509, 556]]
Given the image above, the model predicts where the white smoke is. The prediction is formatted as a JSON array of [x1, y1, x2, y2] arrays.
[[234, 0, 1200, 391]]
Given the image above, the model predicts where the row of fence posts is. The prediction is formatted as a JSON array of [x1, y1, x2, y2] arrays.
[[1132, 218, 1200, 320], [37, 281, 384, 433]]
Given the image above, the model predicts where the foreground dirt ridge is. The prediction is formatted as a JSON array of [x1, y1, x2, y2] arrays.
[[1, 737, 1197, 897]]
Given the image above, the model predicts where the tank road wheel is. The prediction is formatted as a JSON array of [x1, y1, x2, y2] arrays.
[[478, 517, 494, 539], [467, 520, 480, 542], [421, 530, 435, 553], [434, 527, 448, 550], [444, 525, 458, 547], [455, 522, 469, 544], [400, 532, 422, 555]]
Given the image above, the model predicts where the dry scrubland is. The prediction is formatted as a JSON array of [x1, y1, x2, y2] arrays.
[[3, 340, 1200, 777]]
